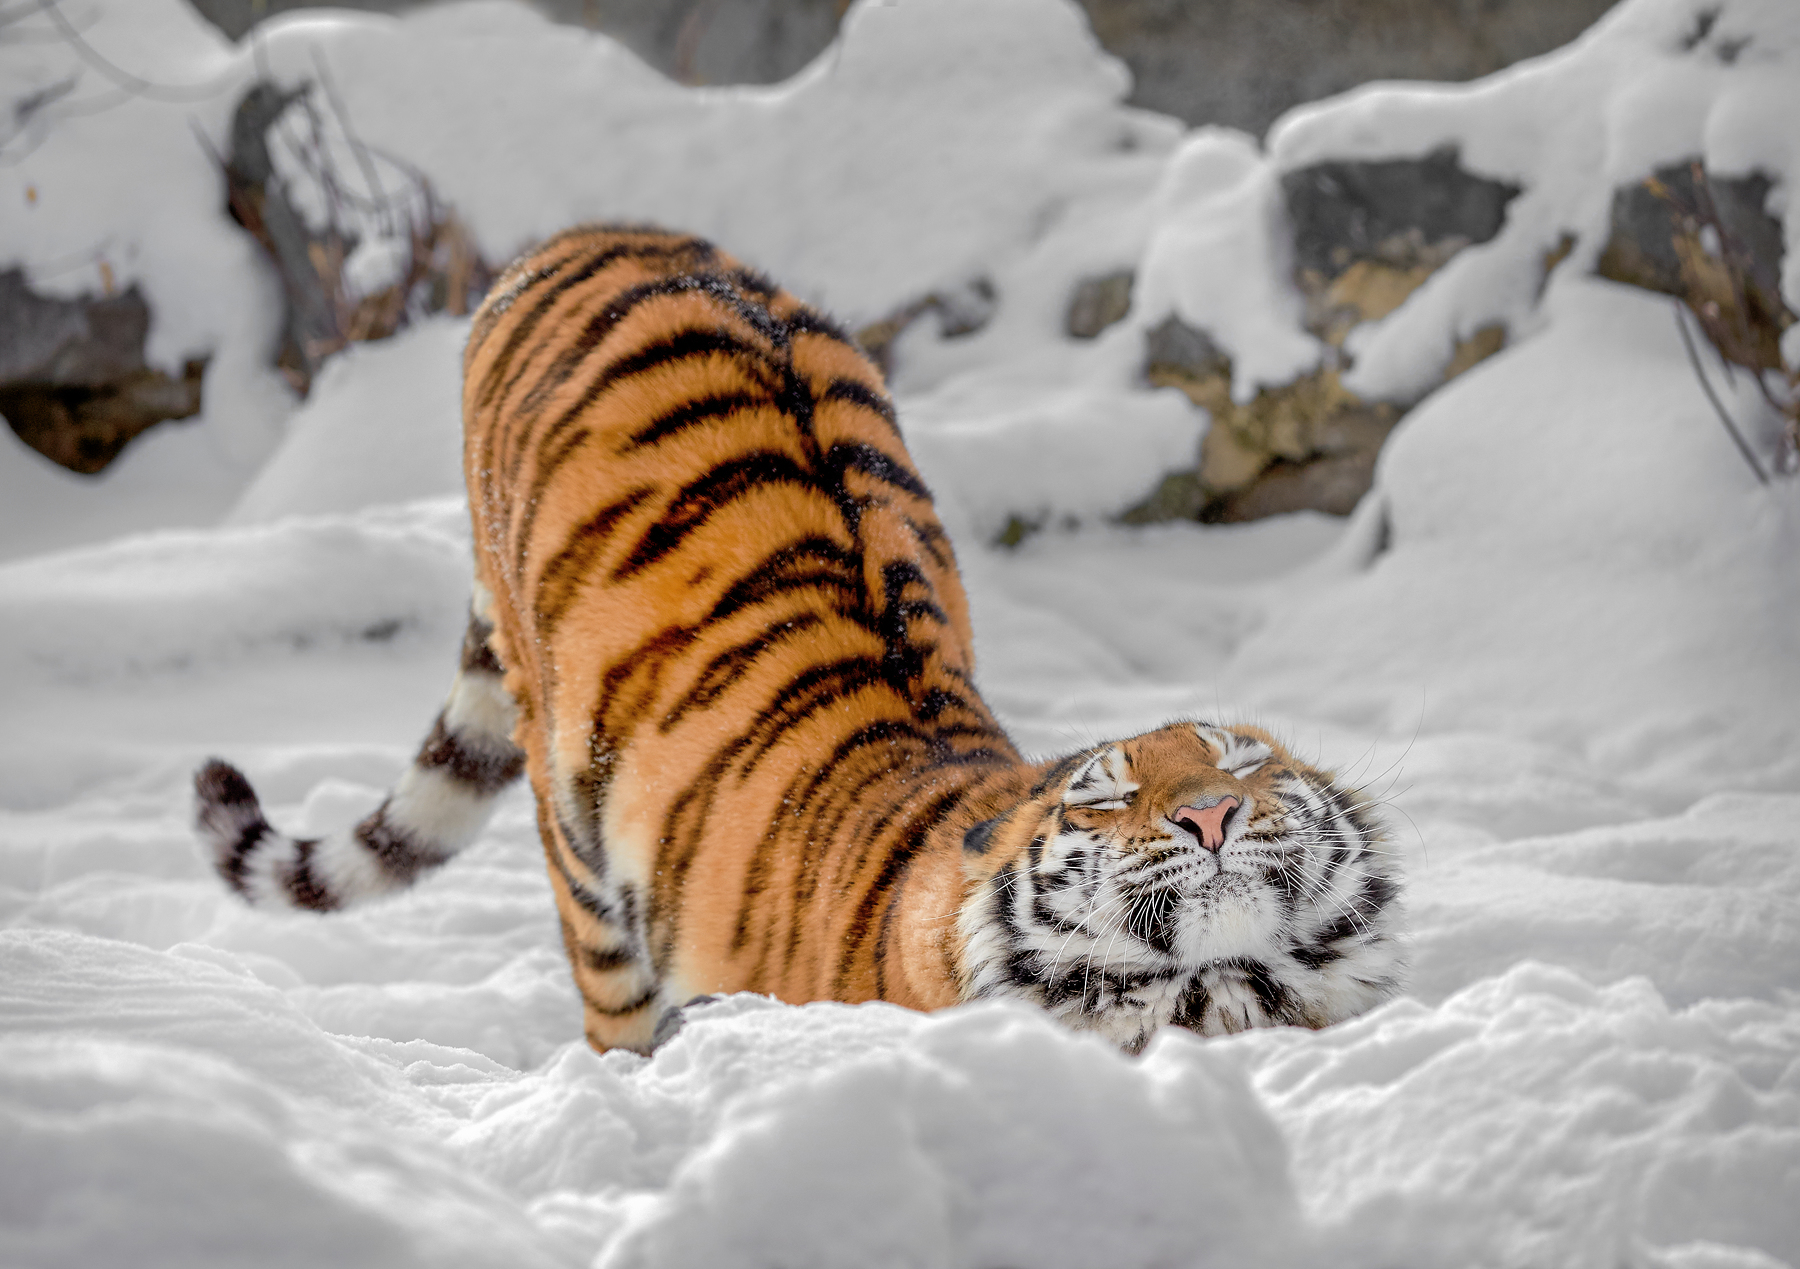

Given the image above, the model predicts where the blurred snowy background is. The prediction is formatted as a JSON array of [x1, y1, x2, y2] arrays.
[[1, 0, 1797, 1266]]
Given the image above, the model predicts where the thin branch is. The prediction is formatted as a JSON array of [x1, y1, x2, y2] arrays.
[[0, 83, 128, 166], [36, 0, 226, 103], [1674, 300, 1769, 486], [310, 48, 396, 233], [11, 72, 77, 123]]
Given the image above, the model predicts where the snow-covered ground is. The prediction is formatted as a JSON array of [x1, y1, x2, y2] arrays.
[[3, 1, 1799, 1266]]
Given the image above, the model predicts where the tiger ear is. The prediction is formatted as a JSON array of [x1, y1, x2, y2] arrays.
[[959, 809, 1025, 883]]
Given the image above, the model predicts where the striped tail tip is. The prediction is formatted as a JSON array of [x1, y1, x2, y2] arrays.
[[195, 758, 275, 900]]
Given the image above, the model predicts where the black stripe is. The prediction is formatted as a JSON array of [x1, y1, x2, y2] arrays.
[[917, 686, 970, 721], [591, 626, 701, 747], [546, 831, 616, 923], [660, 611, 826, 732], [354, 808, 449, 883], [215, 827, 258, 896], [795, 765, 924, 936], [581, 943, 637, 972], [875, 559, 946, 691], [414, 713, 525, 794], [283, 838, 339, 911], [527, 326, 784, 484], [620, 391, 767, 453], [588, 981, 659, 1017], [556, 791, 610, 884], [500, 288, 779, 495], [613, 451, 817, 580], [717, 269, 789, 342], [513, 273, 750, 422], [1358, 872, 1400, 914], [962, 816, 1005, 856], [1172, 977, 1212, 1030], [786, 305, 857, 346], [835, 785, 963, 994], [475, 238, 713, 413], [515, 322, 777, 504], [736, 655, 891, 774], [708, 536, 866, 625], [534, 487, 656, 630], [818, 376, 901, 434], [872, 881, 905, 1000], [508, 425, 597, 582], [824, 440, 931, 501], [766, 736, 921, 961], [195, 759, 270, 896], [1030, 755, 1086, 800], [732, 814, 784, 959], [460, 615, 505, 675], [1290, 941, 1343, 970], [1236, 959, 1299, 1023], [729, 266, 779, 303]]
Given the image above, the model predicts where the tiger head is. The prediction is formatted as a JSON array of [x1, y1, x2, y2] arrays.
[[957, 721, 1405, 1052]]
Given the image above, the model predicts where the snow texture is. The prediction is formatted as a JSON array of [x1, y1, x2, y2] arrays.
[[2, 0, 1798, 1266]]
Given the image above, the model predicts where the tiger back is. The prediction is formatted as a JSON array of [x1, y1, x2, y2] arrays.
[[465, 227, 1038, 1048]]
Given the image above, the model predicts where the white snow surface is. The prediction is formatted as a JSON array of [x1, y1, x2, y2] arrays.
[[3, 0, 1799, 1265]]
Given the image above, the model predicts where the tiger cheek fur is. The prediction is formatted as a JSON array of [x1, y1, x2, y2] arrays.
[[194, 225, 1404, 1055]]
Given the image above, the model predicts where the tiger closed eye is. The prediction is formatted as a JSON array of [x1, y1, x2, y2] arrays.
[[1067, 791, 1134, 811]]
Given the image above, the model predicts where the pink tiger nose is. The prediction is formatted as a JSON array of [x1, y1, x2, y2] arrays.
[[1172, 797, 1240, 853]]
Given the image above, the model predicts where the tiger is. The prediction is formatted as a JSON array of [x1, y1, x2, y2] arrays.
[[195, 225, 1405, 1055]]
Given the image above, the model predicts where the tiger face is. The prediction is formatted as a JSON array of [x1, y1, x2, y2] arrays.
[[958, 722, 1405, 1052]]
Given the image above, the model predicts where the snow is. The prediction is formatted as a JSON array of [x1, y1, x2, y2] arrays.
[[1267, 0, 1800, 404], [227, 319, 468, 524], [1133, 131, 1324, 398], [3, 0, 1799, 1265]]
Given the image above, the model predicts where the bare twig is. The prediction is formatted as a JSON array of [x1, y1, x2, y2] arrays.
[[212, 75, 492, 392], [10, 72, 75, 123], [0, 0, 45, 28], [35, 0, 226, 103], [1674, 300, 1769, 486], [0, 84, 128, 166], [310, 48, 396, 233], [673, 0, 722, 84]]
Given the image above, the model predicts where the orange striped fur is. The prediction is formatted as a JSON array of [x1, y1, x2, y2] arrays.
[[198, 225, 1404, 1055], [463, 226, 1035, 1049]]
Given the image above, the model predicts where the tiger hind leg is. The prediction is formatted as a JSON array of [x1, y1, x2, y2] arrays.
[[196, 587, 526, 910]]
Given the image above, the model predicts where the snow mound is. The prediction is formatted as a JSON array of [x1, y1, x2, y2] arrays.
[[229, 319, 469, 525], [0, 0, 1797, 1265], [1247, 959, 1800, 1267], [0, 500, 469, 684]]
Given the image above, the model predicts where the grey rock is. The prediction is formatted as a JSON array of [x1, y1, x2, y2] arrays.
[[855, 277, 997, 376], [1597, 161, 1785, 334], [0, 269, 149, 387], [1282, 148, 1520, 281], [1142, 314, 1229, 381], [1207, 449, 1382, 523], [1079, 0, 1619, 135], [934, 276, 997, 340], [189, 0, 1622, 135], [1065, 270, 1134, 340], [0, 270, 206, 474]]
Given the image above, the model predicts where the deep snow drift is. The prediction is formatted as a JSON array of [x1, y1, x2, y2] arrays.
[[3, 1, 1799, 1266]]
